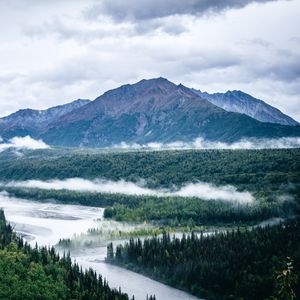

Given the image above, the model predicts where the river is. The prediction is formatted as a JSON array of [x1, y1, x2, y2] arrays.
[[0, 192, 200, 300]]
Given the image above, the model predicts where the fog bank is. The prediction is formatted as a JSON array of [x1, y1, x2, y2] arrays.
[[0, 136, 49, 152], [3, 178, 254, 204], [0, 191, 102, 246], [114, 137, 300, 150]]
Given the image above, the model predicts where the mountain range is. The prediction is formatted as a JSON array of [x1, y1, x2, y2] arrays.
[[0, 78, 299, 147], [192, 89, 298, 126], [0, 99, 90, 139]]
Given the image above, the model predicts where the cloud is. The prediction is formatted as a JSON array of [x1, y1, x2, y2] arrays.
[[0, 136, 50, 152], [172, 182, 254, 203], [0, 0, 300, 123], [243, 47, 300, 82], [114, 137, 300, 150], [23, 15, 135, 41], [90, 0, 281, 21], [3, 178, 254, 204]]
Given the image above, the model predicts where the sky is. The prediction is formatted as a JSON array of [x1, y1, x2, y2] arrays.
[[0, 0, 299, 121]]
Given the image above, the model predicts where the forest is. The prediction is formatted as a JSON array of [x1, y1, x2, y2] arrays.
[[0, 209, 152, 300], [0, 148, 300, 299], [1, 187, 297, 227], [0, 149, 299, 193], [107, 219, 300, 300], [103, 195, 296, 226], [0, 148, 299, 227]]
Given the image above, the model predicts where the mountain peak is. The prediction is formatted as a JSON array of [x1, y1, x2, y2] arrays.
[[134, 77, 176, 89], [144, 76, 171, 83], [0, 98, 91, 140], [225, 90, 244, 96], [1, 77, 299, 147], [193, 89, 298, 126]]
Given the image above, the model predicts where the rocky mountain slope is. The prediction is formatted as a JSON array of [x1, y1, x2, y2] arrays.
[[40, 78, 300, 146], [0, 99, 90, 139], [192, 89, 298, 126], [1, 78, 299, 147]]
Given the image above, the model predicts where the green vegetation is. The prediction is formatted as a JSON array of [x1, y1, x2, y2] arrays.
[[1, 148, 299, 226], [108, 219, 300, 300], [56, 220, 223, 251], [103, 196, 297, 226], [1, 187, 297, 227], [0, 149, 299, 192], [0, 209, 131, 300], [56, 221, 164, 250], [0, 148, 299, 298]]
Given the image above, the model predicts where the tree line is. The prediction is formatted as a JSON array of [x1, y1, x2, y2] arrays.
[[0, 148, 299, 227], [2, 186, 298, 227], [107, 219, 300, 300], [0, 209, 157, 300], [0, 149, 299, 194]]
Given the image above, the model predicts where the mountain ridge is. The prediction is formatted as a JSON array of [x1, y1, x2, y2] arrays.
[[0, 78, 299, 147], [0, 99, 91, 140], [191, 88, 298, 126]]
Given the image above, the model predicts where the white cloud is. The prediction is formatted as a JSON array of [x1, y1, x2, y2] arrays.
[[114, 137, 300, 150], [3, 178, 254, 204], [172, 182, 254, 204], [91, 0, 282, 21], [0, 0, 299, 121], [0, 136, 50, 152]]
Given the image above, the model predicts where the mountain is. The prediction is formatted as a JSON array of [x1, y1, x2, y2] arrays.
[[1, 78, 299, 147], [39, 78, 300, 147], [191, 89, 298, 126], [0, 99, 90, 140]]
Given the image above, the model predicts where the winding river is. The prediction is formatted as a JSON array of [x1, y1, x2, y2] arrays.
[[0, 192, 200, 300]]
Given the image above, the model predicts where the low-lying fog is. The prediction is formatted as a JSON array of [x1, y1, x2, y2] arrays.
[[0, 192, 200, 300], [115, 137, 300, 150], [0, 136, 49, 152], [4, 178, 254, 204], [0, 191, 102, 245], [1, 136, 300, 154]]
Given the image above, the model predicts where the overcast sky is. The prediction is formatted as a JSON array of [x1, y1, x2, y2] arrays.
[[0, 0, 299, 121]]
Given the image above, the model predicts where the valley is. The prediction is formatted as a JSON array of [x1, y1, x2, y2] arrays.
[[0, 194, 198, 300], [0, 147, 299, 299], [1, 1, 299, 299]]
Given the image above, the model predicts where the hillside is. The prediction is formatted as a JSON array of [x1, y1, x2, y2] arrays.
[[41, 78, 300, 147], [192, 89, 298, 126], [1, 78, 300, 147], [0, 99, 90, 140]]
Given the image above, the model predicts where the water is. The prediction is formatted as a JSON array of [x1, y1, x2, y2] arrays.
[[0, 192, 200, 300]]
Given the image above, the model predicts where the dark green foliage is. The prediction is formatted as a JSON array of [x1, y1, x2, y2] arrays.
[[1, 187, 297, 226], [108, 220, 300, 300], [0, 209, 130, 300], [0, 149, 299, 298], [103, 196, 297, 226], [0, 210, 14, 249], [0, 149, 299, 193], [0, 148, 299, 226], [272, 257, 298, 300]]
